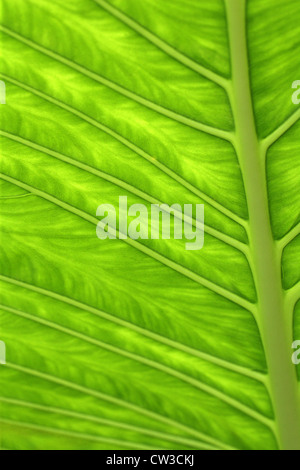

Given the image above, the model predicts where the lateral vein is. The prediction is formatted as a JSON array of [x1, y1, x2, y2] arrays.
[[1, 73, 246, 228], [0, 417, 157, 450], [0, 26, 233, 143], [1, 303, 267, 424], [0, 172, 255, 313], [0, 397, 224, 450], [262, 109, 300, 152], [0, 274, 264, 383], [4, 362, 232, 445], [92, 0, 229, 91], [1, 129, 247, 254], [277, 222, 300, 252]]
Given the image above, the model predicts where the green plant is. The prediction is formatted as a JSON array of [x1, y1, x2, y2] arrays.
[[0, 0, 299, 450]]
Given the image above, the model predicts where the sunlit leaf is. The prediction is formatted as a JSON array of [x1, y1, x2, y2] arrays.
[[0, 0, 300, 451]]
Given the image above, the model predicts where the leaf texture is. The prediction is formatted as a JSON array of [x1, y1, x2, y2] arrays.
[[0, 0, 300, 450]]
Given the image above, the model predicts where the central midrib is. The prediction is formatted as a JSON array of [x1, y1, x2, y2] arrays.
[[225, 0, 300, 449]]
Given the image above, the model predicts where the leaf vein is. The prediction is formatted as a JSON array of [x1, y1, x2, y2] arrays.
[[0, 26, 233, 142], [92, 0, 229, 90], [0, 274, 264, 383], [1, 303, 268, 425], [0, 397, 225, 450], [0, 172, 256, 313], [1, 73, 245, 227]]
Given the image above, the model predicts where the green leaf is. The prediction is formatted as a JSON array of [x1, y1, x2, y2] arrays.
[[0, 0, 300, 450]]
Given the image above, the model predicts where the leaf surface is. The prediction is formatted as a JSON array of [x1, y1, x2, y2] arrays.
[[0, 0, 300, 450]]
